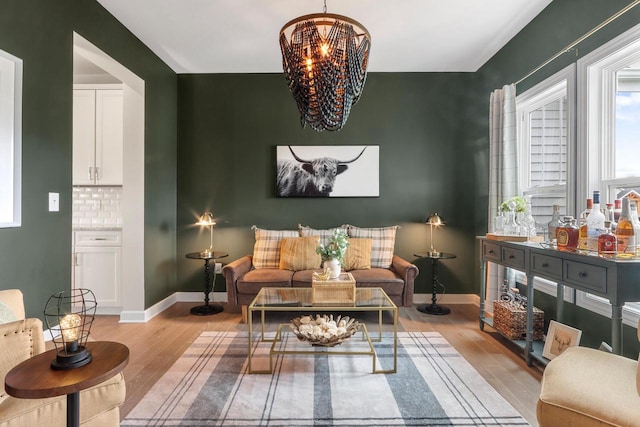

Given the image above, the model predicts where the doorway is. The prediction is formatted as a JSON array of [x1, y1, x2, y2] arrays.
[[73, 33, 145, 321]]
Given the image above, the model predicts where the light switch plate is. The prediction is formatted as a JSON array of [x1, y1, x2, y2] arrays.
[[48, 192, 59, 212]]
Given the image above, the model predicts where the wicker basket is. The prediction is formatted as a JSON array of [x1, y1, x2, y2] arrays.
[[312, 272, 356, 305], [493, 300, 544, 341]]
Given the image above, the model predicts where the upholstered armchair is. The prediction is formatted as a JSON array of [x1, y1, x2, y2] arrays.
[[0, 289, 126, 426], [537, 318, 640, 426]]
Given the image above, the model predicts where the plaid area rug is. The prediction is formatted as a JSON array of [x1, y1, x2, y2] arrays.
[[121, 331, 530, 426]]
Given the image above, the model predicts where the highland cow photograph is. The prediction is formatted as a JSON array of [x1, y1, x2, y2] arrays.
[[276, 145, 379, 197]]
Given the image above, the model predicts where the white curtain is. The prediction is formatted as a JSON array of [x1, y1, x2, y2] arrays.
[[486, 84, 517, 309]]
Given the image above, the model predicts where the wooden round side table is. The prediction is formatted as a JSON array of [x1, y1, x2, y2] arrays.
[[4, 341, 129, 427]]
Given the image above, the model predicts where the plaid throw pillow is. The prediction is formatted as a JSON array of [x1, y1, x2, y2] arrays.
[[252, 227, 299, 269], [347, 225, 398, 268], [298, 224, 348, 246]]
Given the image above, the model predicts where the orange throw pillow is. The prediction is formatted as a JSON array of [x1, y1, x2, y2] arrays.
[[342, 238, 372, 270], [279, 236, 322, 271]]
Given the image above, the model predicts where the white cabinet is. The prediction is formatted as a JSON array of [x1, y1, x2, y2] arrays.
[[73, 230, 122, 314], [73, 88, 123, 185]]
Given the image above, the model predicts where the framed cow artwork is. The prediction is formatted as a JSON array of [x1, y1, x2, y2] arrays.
[[276, 145, 379, 197]]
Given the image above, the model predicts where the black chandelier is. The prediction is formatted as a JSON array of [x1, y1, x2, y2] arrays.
[[279, 0, 371, 132]]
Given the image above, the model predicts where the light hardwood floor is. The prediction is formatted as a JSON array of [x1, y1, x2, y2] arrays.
[[91, 302, 543, 426]]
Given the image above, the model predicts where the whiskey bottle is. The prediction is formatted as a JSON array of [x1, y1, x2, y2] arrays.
[[615, 198, 636, 257], [557, 216, 579, 252], [578, 198, 592, 251], [598, 224, 617, 258], [614, 199, 622, 222]]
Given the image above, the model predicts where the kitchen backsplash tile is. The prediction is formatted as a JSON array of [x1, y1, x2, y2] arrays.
[[72, 187, 122, 228]]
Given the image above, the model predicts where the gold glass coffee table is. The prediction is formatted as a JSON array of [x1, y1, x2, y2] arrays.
[[247, 287, 397, 374]]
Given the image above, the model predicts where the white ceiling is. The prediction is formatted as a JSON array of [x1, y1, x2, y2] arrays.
[[95, 0, 552, 74]]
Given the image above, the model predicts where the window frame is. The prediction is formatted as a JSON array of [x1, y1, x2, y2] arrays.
[[0, 48, 22, 228], [576, 21, 640, 327], [516, 64, 576, 225]]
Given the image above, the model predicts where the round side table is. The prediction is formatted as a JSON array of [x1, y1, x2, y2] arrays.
[[5, 341, 129, 427], [186, 251, 228, 315], [414, 252, 457, 315]]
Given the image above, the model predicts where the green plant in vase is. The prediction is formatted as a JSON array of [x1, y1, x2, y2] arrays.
[[316, 229, 349, 279]]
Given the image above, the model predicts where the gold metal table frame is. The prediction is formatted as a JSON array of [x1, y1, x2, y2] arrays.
[[247, 287, 398, 374]]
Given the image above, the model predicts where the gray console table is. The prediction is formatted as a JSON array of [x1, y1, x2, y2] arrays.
[[478, 236, 640, 365]]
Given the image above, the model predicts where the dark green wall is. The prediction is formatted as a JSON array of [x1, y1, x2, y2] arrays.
[[0, 0, 178, 316], [470, 0, 640, 358], [176, 73, 478, 296]]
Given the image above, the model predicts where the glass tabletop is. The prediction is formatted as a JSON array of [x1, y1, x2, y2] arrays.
[[250, 287, 396, 310]]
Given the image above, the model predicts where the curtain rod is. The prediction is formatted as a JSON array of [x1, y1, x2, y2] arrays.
[[515, 0, 640, 85]]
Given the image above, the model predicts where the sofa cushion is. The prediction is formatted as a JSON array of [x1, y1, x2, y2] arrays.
[[349, 268, 404, 296], [251, 227, 299, 269], [342, 238, 372, 271], [279, 236, 322, 271], [237, 269, 294, 294], [299, 225, 348, 246], [347, 225, 398, 268]]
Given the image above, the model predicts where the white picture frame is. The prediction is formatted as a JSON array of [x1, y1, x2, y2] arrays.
[[542, 320, 582, 360], [276, 145, 379, 197]]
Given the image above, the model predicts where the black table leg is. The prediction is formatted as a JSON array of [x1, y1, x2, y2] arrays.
[[191, 258, 224, 315], [67, 392, 79, 427], [417, 258, 450, 315]]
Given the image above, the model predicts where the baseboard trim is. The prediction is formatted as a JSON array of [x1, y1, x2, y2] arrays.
[[119, 292, 479, 323], [118, 291, 228, 323]]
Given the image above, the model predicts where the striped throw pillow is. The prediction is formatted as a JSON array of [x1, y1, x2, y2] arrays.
[[342, 238, 372, 271], [252, 227, 299, 269], [279, 236, 322, 271], [347, 225, 398, 268]]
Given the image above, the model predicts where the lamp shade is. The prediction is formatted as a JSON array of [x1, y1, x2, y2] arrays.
[[279, 4, 371, 132], [197, 212, 216, 227], [426, 213, 444, 226]]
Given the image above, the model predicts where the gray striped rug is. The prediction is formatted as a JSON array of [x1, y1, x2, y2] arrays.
[[121, 331, 530, 426]]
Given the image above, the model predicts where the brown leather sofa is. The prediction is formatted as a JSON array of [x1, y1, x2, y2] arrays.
[[222, 225, 419, 318], [223, 253, 418, 310], [0, 289, 126, 427]]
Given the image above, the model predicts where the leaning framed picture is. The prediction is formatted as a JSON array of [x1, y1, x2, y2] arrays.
[[542, 320, 582, 360], [276, 145, 379, 197]]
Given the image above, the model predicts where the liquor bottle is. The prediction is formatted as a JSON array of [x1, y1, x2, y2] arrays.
[[578, 198, 592, 251], [615, 198, 636, 257], [547, 204, 560, 241], [598, 223, 617, 258], [586, 190, 606, 251], [605, 203, 616, 231], [614, 199, 622, 222], [557, 216, 579, 252], [631, 202, 640, 256], [522, 196, 537, 239]]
